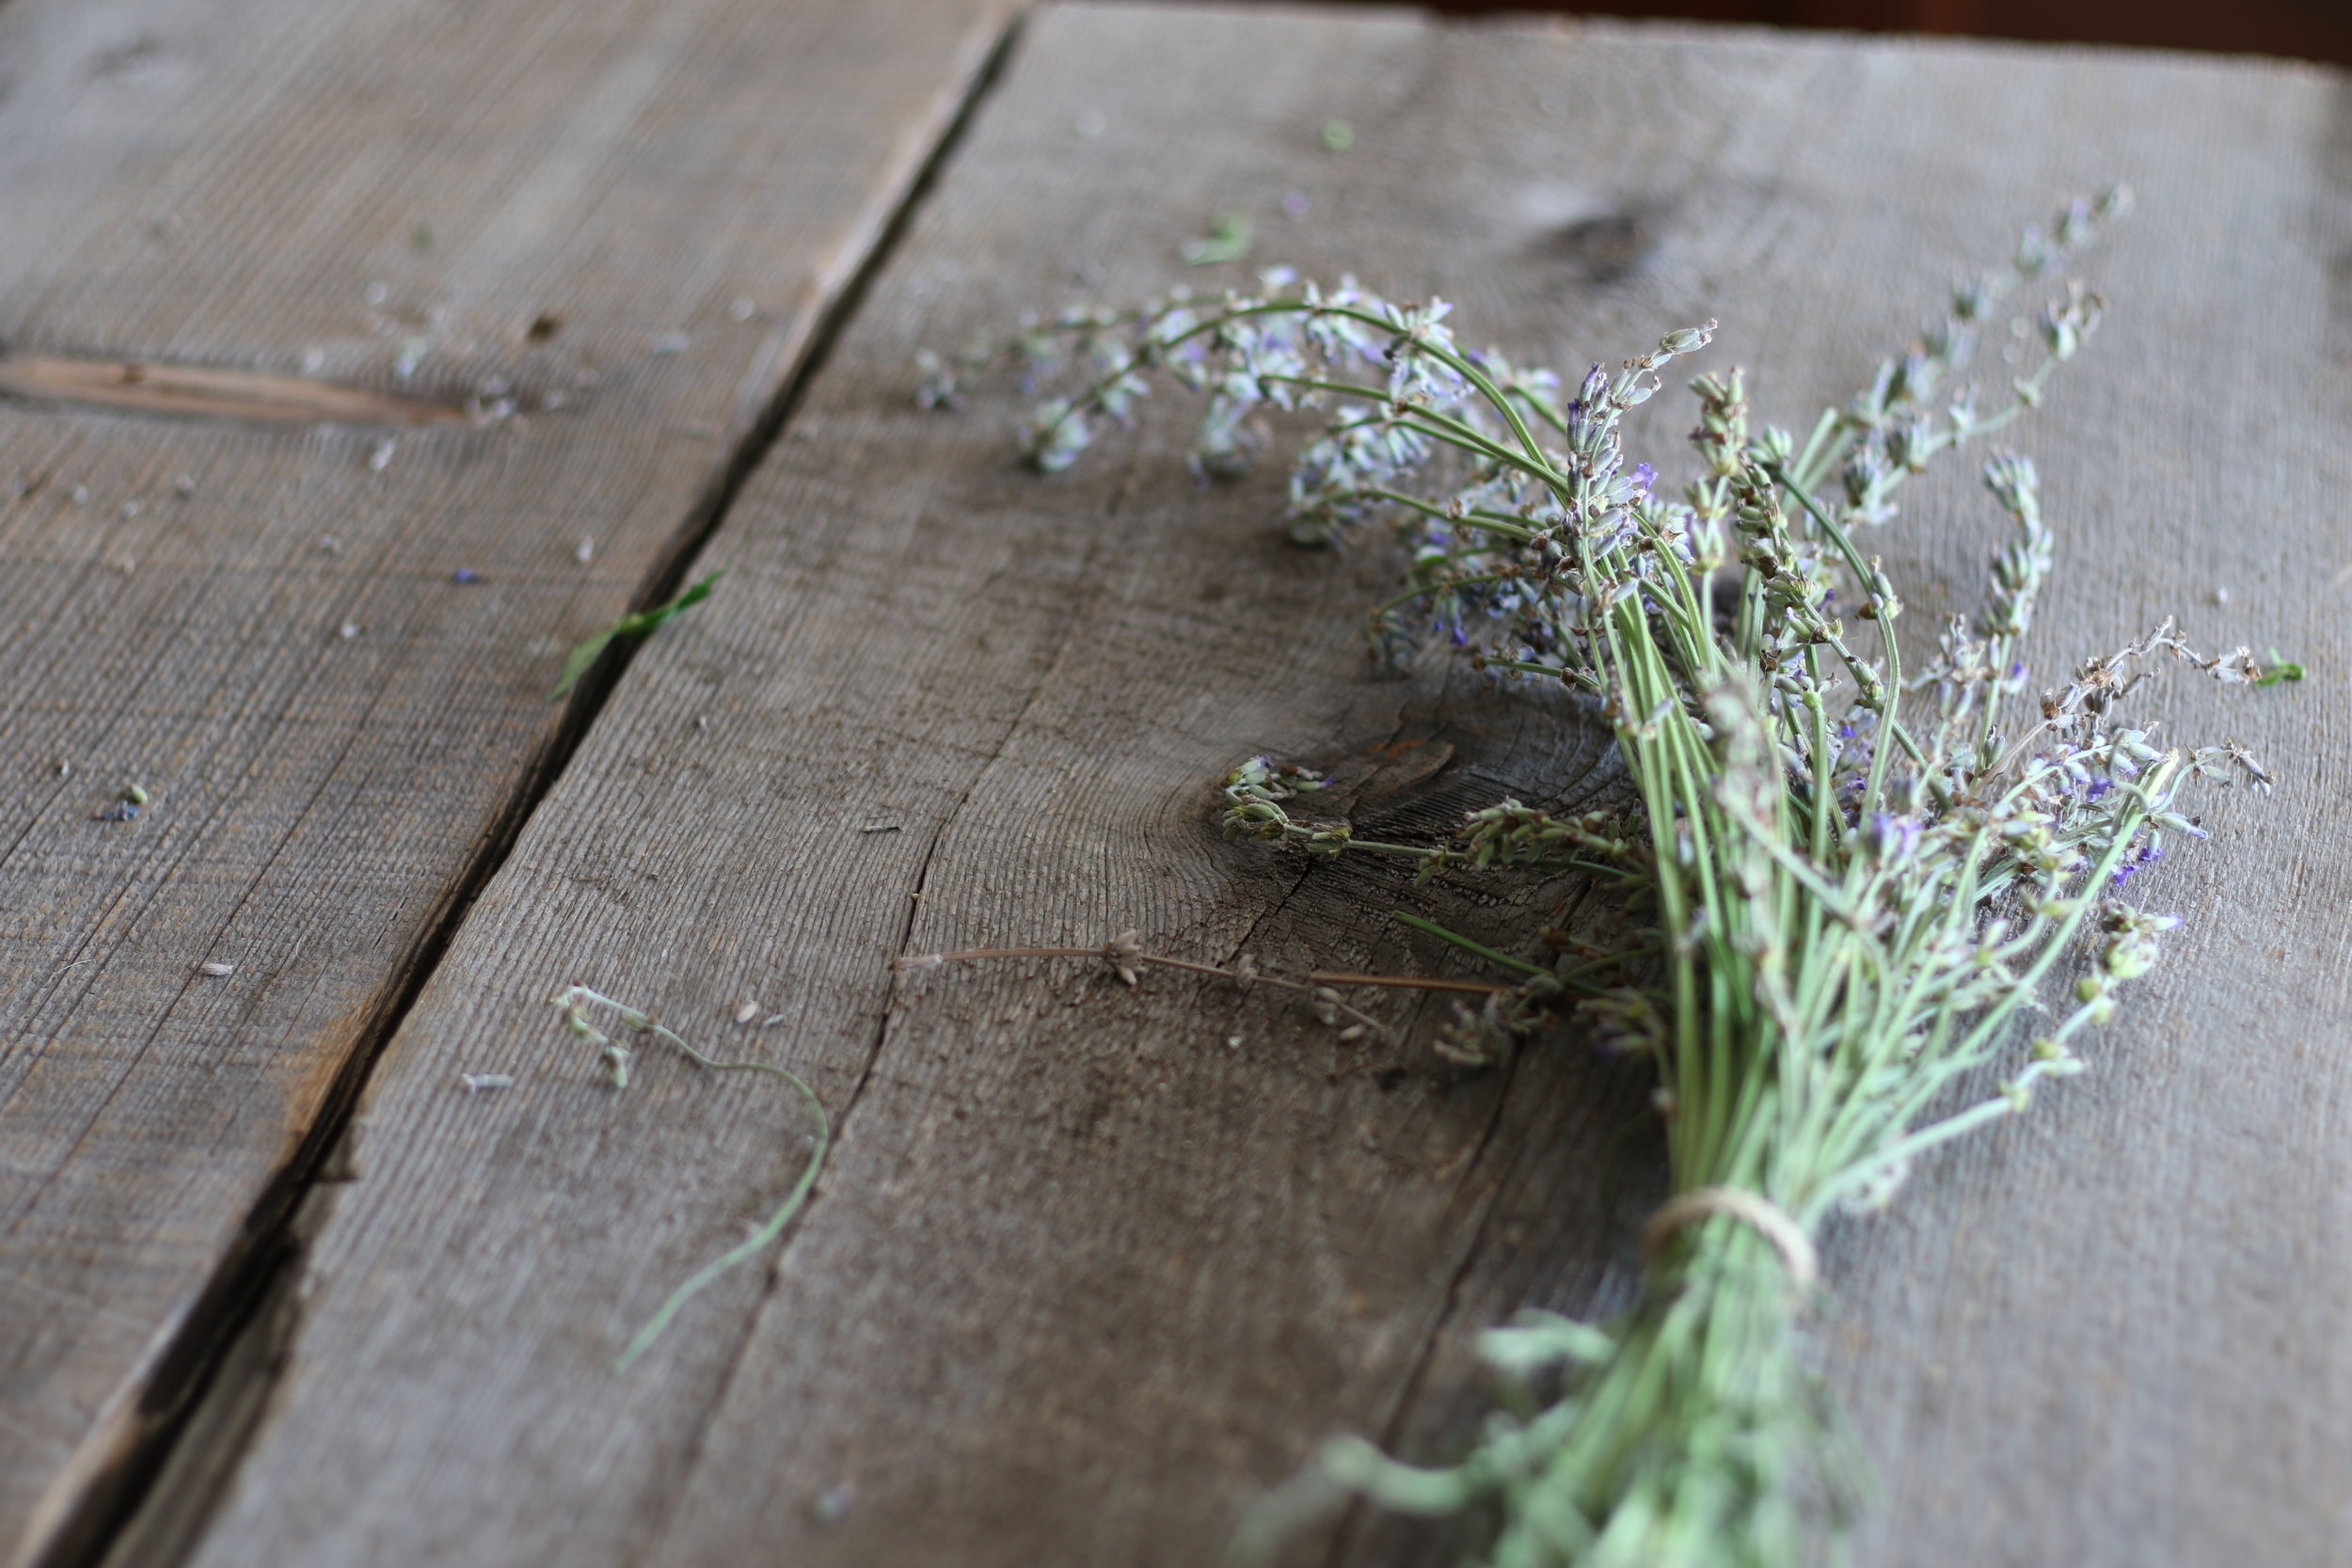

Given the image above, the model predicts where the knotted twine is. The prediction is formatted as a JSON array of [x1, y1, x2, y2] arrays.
[[1640, 1185, 1819, 1293]]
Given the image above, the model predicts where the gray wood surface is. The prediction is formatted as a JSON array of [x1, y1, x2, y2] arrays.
[[0, 1, 1011, 1562], [87, 5, 2352, 1567]]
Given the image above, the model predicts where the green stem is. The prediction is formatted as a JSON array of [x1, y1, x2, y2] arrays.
[[605, 1018, 831, 1371], [1389, 910, 1550, 978]]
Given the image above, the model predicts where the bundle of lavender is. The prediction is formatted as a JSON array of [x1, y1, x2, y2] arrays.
[[932, 189, 2281, 1565]]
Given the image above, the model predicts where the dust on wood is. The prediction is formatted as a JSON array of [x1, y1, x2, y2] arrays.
[[0, 0, 1011, 1561], [83, 8, 2352, 1568]]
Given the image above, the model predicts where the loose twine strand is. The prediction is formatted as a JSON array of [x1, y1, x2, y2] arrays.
[[1640, 1185, 1819, 1293]]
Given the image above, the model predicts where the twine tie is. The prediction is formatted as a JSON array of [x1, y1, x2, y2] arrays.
[[1641, 1185, 1819, 1292]]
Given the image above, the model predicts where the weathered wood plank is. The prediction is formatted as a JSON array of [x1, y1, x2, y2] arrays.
[[0, 1, 1010, 1561], [174, 7, 2350, 1567]]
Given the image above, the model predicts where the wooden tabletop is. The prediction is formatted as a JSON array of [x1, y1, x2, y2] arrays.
[[1, 4, 2343, 1565]]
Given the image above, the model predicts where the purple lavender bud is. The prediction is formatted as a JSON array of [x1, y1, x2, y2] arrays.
[[453, 567, 481, 583], [1865, 812, 1921, 865]]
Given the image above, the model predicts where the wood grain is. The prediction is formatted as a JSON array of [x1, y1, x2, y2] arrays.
[[0, 1, 1010, 1562], [0, 357, 469, 427], [168, 7, 2352, 1568]]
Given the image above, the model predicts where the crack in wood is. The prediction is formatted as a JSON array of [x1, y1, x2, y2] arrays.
[[21, 13, 1026, 1568]]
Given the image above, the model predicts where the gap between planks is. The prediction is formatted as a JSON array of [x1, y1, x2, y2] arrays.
[[31, 19, 1027, 1568]]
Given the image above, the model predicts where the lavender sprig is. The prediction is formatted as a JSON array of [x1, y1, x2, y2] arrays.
[[946, 188, 2279, 1566]]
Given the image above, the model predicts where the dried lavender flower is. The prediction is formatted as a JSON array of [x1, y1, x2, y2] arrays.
[[954, 187, 2280, 1568]]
